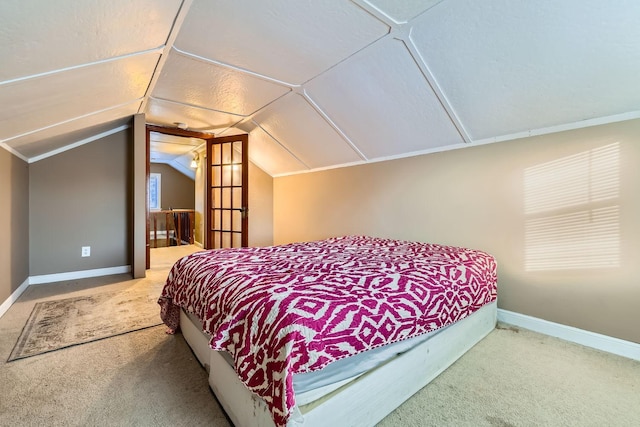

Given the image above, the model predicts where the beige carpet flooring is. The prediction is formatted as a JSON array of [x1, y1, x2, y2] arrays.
[[1, 245, 639, 426]]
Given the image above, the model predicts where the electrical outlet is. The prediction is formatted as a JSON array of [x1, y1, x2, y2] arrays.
[[81, 246, 91, 257]]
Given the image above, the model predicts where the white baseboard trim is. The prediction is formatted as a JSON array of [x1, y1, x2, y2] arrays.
[[498, 309, 640, 361], [29, 265, 132, 285], [0, 277, 30, 319]]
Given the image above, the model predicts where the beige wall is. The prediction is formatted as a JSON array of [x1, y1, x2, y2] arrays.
[[0, 149, 29, 302], [274, 119, 640, 344], [29, 131, 131, 275], [248, 161, 274, 247]]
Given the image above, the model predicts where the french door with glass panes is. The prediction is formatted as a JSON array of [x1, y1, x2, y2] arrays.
[[206, 134, 248, 249]]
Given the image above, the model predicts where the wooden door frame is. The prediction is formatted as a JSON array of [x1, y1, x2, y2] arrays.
[[145, 124, 215, 268]]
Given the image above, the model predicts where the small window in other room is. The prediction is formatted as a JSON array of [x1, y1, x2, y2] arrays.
[[150, 173, 161, 211]]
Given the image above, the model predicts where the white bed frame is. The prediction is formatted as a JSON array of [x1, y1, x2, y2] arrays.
[[180, 301, 497, 427]]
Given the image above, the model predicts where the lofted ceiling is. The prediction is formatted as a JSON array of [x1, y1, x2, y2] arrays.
[[1, 0, 640, 177]]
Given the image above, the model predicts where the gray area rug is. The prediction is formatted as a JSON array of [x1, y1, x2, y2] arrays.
[[8, 289, 163, 361]]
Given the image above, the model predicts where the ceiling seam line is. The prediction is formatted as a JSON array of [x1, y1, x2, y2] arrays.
[[301, 91, 368, 161], [0, 99, 143, 143], [402, 30, 472, 144], [242, 90, 295, 119], [0, 142, 29, 162], [149, 96, 248, 117], [213, 116, 255, 137], [138, 0, 195, 114], [171, 16, 391, 91], [251, 119, 311, 170], [155, 86, 294, 134], [298, 29, 392, 87], [28, 124, 131, 164], [274, 140, 493, 178], [473, 111, 640, 145], [349, 0, 405, 27], [0, 47, 165, 87], [171, 46, 298, 88], [211, 90, 297, 134]]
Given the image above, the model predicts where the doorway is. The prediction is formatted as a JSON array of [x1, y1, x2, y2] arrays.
[[145, 125, 249, 268]]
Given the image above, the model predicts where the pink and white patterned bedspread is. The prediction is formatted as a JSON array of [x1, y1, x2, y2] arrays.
[[158, 235, 497, 426]]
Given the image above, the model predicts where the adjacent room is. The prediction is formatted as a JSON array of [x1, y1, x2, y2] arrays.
[[1, 1, 639, 426]]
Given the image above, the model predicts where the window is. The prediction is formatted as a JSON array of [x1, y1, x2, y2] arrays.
[[149, 173, 161, 211], [523, 143, 620, 271]]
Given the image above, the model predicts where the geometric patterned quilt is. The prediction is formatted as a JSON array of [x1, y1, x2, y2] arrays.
[[158, 235, 498, 426]]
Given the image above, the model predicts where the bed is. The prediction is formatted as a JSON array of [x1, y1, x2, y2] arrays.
[[158, 235, 498, 426]]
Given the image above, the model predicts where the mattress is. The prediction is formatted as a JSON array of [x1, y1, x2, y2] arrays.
[[159, 235, 498, 426], [184, 309, 451, 405]]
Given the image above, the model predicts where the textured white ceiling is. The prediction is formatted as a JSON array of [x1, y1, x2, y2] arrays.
[[173, 0, 389, 85], [2, 0, 640, 176], [410, 0, 640, 141], [0, 53, 159, 140]]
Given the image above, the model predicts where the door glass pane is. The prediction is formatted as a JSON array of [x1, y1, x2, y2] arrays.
[[222, 144, 231, 164], [213, 144, 221, 165], [222, 188, 231, 207], [233, 232, 242, 247], [232, 164, 242, 185], [232, 188, 242, 209], [222, 210, 231, 231], [213, 210, 221, 229], [222, 232, 231, 248], [212, 166, 221, 186], [222, 165, 232, 186], [233, 141, 242, 160], [233, 210, 242, 231]]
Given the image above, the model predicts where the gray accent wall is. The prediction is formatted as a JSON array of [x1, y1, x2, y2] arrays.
[[29, 130, 131, 276], [0, 149, 29, 302], [274, 119, 640, 344], [149, 163, 195, 235]]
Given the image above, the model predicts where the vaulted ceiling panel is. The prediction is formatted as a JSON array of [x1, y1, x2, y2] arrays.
[[152, 52, 291, 116], [253, 93, 362, 169], [0, 0, 181, 81], [0, 53, 159, 141], [244, 126, 308, 176], [146, 98, 243, 132], [6, 103, 139, 159], [173, 0, 389, 84], [364, 0, 444, 24], [306, 36, 464, 160], [411, 0, 640, 140], [0, 54, 159, 140]]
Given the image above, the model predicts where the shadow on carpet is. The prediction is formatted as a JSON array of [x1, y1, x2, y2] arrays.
[[8, 289, 163, 361]]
